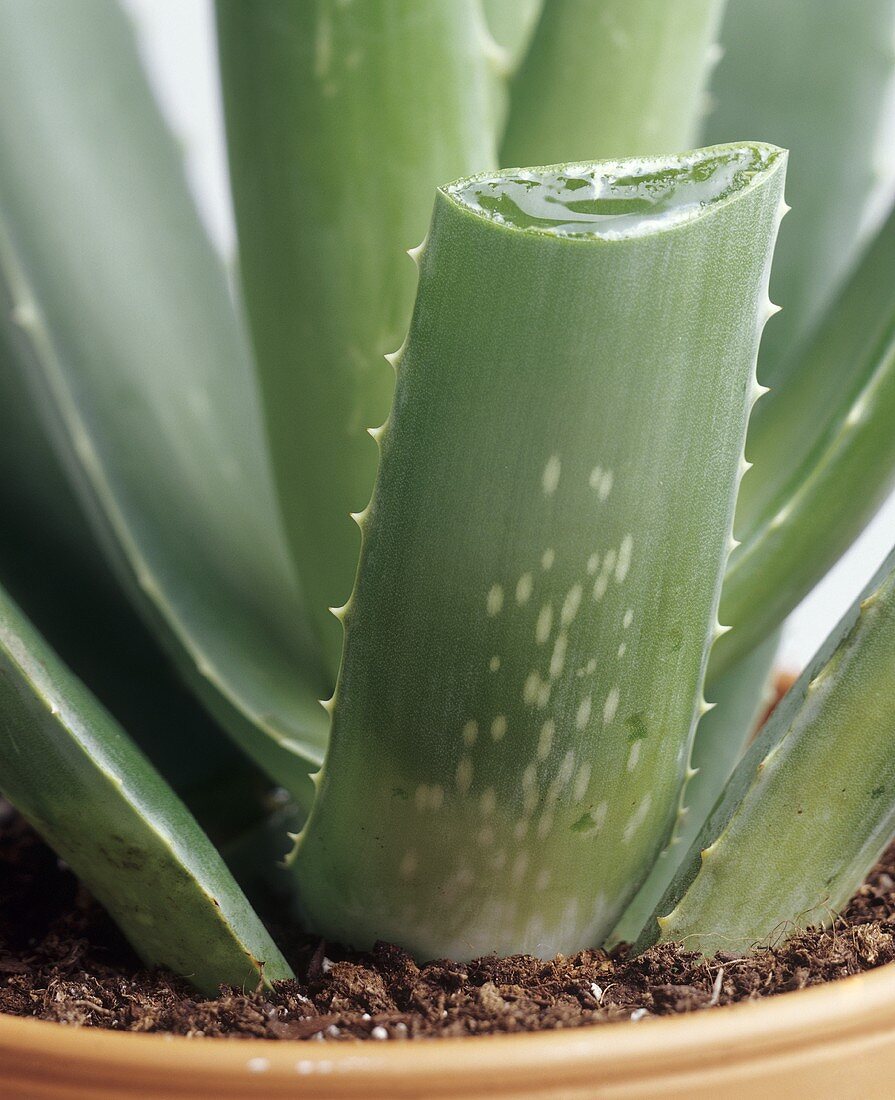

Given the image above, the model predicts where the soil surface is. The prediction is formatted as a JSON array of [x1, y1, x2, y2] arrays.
[[1, 802, 894, 1040]]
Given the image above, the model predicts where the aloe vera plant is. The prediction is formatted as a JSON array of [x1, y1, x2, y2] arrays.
[[2, 0, 895, 995]]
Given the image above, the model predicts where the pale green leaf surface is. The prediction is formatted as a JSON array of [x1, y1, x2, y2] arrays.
[[705, 0, 895, 390], [0, 0, 327, 800], [641, 543, 895, 956], [0, 581, 292, 995], [293, 145, 787, 960], [500, 0, 726, 167], [216, 0, 500, 677], [482, 0, 543, 73]]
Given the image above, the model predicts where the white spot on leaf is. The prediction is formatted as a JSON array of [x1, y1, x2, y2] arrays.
[[573, 763, 591, 802], [542, 454, 562, 496], [549, 632, 568, 679], [561, 583, 583, 626], [456, 757, 474, 793], [576, 695, 592, 730], [535, 603, 554, 644], [615, 535, 633, 582], [486, 584, 504, 616], [603, 686, 620, 725]]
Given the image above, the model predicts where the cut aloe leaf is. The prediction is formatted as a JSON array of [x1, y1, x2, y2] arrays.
[[610, 628, 779, 944], [714, 202, 895, 677], [0, 581, 293, 995], [0, 0, 327, 800], [500, 0, 726, 166], [641, 543, 895, 956], [292, 144, 787, 960], [705, 0, 895, 390], [216, 0, 501, 676]]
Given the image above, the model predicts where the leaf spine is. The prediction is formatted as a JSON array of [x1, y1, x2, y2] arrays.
[[700, 840, 718, 863], [384, 337, 407, 371], [406, 236, 427, 267]]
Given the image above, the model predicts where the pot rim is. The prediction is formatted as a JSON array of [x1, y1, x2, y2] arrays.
[[1, 959, 894, 1095]]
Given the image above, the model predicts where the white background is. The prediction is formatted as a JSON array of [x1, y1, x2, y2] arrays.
[[123, 0, 895, 673]]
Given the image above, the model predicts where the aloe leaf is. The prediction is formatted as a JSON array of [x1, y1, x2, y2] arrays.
[[292, 144, 787, 959], [705, 0, 895, 391], [714, 202, 895, 677], [0, 582, 292, 995], [500, 0, 726, 167], [482, 0, 543, 73], [610, 628, 779, 943], [216, 0, 500, 676], [1, 327, 267, 815], [640, 544, 895, 956], [0, 0, 328, 799]]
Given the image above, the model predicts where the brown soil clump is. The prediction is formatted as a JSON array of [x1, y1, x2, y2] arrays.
[[1, 804, 894, 1040]]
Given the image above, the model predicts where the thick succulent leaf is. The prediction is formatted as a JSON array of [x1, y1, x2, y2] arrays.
[[0, 0, 327, 799], [610, 628, 779, 943], [705, 0, 895, 390], [715, 202, 895, 676], [0, 582, 292, 995], [0, 328, 264, 810], [482, 0, 543, 73], [216, 0, 501, 676], [292, 145, 787, 959], [500, 0, 725, 167], [640, 544, 895, 956]]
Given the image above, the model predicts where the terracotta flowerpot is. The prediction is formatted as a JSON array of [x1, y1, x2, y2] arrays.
[[1, 962, 894, 1099]]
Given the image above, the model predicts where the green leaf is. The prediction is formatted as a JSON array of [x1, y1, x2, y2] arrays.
[[292, 144, 787, 959], [610, 628, 779, 944], [0, 581, 292, 995], [0, 0, 327, 801], [0, 327, 265, 813], [500, 0, 726, 167], [0, 329, 95, 578], [705, 0, 895, 390], [216, 0, 501, 677], [715, 202, 895, 676], [640, 543, 895, 956], [482, 0, 543, 73]]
